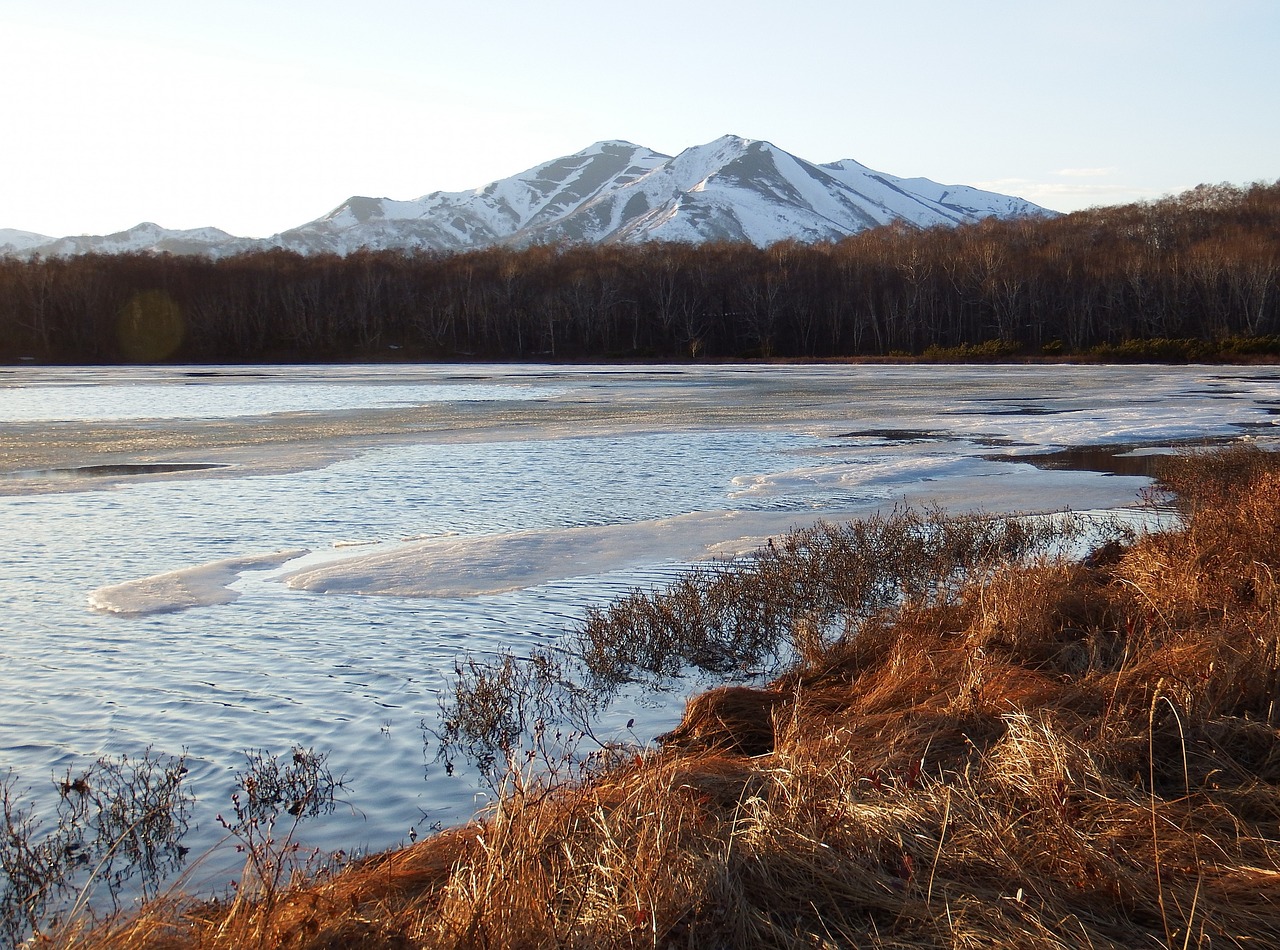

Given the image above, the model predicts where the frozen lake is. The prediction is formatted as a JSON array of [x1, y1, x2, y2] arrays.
[[2, 362, 1278, 880]]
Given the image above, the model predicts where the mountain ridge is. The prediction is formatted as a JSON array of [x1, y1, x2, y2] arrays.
[[2, 135, 1052, 258]]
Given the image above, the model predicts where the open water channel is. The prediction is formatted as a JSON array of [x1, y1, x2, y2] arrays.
[[2, 362, 1278, 885]]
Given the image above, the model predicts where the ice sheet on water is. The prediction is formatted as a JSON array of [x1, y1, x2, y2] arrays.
[[88, 549, 308, 615], [86, 463, 1153, 616], [283, 463, 1155, 601], [729, 453, 989, 498], [948, 392, 1276, 451], [0, 364, 568, 423], [284, 510, 802, 598]]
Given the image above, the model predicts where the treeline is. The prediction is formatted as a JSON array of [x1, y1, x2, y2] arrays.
[[1, 180, 1277, 363]]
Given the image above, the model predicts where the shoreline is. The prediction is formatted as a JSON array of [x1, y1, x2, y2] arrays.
[[6, 351, 1280, 369]]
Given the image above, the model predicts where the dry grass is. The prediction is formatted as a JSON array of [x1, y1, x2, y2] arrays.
[[53, 445, 1280, 949]]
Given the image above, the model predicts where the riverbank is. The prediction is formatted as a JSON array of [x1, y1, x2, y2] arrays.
[[54, 445, 1280, 948]]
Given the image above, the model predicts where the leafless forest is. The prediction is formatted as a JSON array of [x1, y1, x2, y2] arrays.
[[2, 181, 1276, 363]]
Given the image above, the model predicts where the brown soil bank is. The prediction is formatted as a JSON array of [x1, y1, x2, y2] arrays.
[[63, 447, 1280, 949]]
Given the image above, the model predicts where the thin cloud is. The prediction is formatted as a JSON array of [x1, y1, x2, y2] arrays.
[[972, 179, 1164, 213], [1055, 167, 1118, 178]]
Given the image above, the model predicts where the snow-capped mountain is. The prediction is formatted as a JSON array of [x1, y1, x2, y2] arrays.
[[0, 228, 58, 255], [5, 136, 1052, 258], [6, 222, 261, 258], [282, 136, 1050, 254], [274, 140, 672, 254]]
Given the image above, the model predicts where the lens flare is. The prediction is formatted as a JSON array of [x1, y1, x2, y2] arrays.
[[117, 290, 184, 361]]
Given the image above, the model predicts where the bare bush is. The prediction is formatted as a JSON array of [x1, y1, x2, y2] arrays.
[[429, 649, 599, 782], [573, 506, 1093, 691], [0, 749, 191, 946], [431, 506, 1101, 784]]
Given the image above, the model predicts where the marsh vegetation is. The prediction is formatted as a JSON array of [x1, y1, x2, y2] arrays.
[[19, 445, 1280, 947]]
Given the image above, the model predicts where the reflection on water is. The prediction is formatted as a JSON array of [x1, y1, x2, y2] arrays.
[[1, 363, 1278, 883]]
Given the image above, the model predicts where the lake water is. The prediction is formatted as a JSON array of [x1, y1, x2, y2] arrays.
[[2, 362, 1278, 884]]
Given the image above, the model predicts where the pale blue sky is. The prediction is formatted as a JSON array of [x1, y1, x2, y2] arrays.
[[2, 0, 1275, 237]]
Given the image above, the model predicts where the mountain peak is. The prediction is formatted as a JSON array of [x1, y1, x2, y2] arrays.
[[580, 139, 647, 154], [707, 133, 760, 149]]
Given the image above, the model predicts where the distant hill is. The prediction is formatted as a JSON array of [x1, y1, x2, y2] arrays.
[[3, 136, 1052, 258]]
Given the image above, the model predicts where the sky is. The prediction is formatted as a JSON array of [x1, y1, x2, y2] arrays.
[[1, 0, 1276, 239]]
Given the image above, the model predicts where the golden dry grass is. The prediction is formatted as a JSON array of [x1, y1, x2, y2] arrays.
[[55, 446, 1280, 949]]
